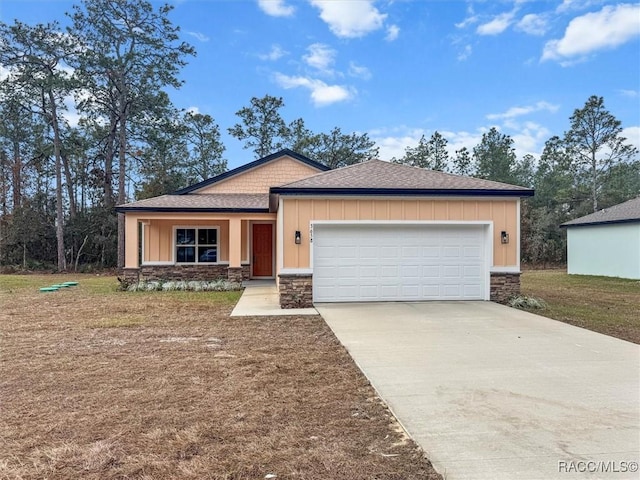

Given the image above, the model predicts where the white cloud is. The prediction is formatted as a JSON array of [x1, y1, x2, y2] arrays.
[[303, 43, 335, 73], [348, 61, 371, 80], [542, 4, 640, 62], [476, 11, 516, 35], [186, 106, 201, 115], [257, 0, 295, 17], [622, 126, 640, 151], [487, 101, 560, 120], [62, 94, 81, 128], [439, 129, 485, 156], [369, 127, 425, 160], [455, 4, 478, 29], [556, 0, 600, 13], [0, 65, 11, 81], [618, 89, 639, 98], [259, 44, 287, 61], [274, 73, 353, 106], [372, 121, 551, 165], [516, 13, 548, 36], [510, 121, 551, 157], [186, 31, 209, 42], [457, 44, 472, 61], [385, 24, 400, 41], [309, 0, 386, 38]]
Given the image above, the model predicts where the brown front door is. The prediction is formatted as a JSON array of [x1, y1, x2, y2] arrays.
[[252, 223, 273, 277]]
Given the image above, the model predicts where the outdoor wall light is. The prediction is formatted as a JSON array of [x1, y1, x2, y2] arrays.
[[294, 230, 301, 245], [501, 231, 510, 244]]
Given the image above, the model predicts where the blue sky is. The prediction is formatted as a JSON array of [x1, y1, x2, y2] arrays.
[[1, 0, 639, 170]]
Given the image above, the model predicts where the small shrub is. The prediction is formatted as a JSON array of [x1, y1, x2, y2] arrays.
[[125, 279, 242, 293], [508, 295, 547, 310]]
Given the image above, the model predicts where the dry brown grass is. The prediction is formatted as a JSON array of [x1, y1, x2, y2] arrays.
[[0, 274, 441, 480], [521, 269, 640, 344]]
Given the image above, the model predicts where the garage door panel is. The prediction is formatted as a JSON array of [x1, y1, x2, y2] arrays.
[[464, 265, 482, 277], [338, 245, 358, 259], [381, 265, 399, 277], [380, 285, 399, 297], [442, 265, 462, 277], [313, 224, 487, 302], [359, 266, 378, 279], [422, 246, 440, 257], [401, 265, 420, 277], [443, 246, 462, 258], [359, 246, 378, 259], [337, 265, 358, 277]]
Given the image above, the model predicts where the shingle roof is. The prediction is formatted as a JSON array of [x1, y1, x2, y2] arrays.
[[561, 196, 640, 227], [173, 149, 329, 195], [115, 194, 269, 212], [271, 160, 534, 196]]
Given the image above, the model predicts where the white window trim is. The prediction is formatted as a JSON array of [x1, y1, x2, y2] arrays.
[[173, 225, 221, 265]]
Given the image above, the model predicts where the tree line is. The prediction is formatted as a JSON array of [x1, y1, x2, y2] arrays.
[[0, 0, 638, 271]]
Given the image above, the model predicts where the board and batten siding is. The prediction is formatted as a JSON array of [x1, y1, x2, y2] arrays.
[[141, 218, 249, 264], [567, 223, 640, 279], [281, 198, 519, 270]]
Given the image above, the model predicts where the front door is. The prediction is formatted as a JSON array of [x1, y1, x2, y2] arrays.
[[252, 223, 273, 277]]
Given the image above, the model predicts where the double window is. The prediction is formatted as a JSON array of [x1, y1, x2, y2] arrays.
[[175, 228, 218, 263]]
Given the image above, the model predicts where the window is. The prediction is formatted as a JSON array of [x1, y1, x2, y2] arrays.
[[175, 228, 218, 263]]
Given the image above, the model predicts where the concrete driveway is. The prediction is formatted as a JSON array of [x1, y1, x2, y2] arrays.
[[316, 302, 640, 480]]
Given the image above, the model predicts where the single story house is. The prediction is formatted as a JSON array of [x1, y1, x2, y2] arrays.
[[561, 196, 640, 280], [116, 149, 534, 307]]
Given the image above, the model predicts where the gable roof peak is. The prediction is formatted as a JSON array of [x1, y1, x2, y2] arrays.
[[173, 149, 329, 195]]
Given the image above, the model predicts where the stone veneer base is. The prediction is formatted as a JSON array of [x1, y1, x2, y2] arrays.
[[124, 268, 518, 306], [278, 273, 313, 309], [121, 264, 250, 283], [490, 272, 521, 303]]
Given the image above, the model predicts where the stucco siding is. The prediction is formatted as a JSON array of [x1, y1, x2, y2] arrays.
[[282, 198, 519, 269], [567, 223, 640, 279], [194, 156, 321, 194]]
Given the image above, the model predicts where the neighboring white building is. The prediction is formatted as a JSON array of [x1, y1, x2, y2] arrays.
[[562, 197, 640, 280]]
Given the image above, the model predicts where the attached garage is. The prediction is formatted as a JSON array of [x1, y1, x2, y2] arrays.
[[312, 223, 490, 302], [272, 159, 534, 307]]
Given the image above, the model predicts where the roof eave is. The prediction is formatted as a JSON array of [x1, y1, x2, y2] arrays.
[[269, 187, 535, 197], [560, 218, 640, 228], [115, 207, 270, 214]]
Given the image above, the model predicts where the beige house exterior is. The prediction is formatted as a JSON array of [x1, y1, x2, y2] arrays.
[[117, 150, 534, 307]]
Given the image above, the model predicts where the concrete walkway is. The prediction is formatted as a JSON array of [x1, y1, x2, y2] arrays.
[[230, 280, 318, 317], [316, 301, 640, 480]]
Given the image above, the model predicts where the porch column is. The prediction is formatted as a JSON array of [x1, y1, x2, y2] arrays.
[[228, 217, 243, 283], [124, 215, 139, 268]]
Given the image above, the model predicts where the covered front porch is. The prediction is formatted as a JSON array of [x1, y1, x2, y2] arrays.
[[121, 212, 277, 284]]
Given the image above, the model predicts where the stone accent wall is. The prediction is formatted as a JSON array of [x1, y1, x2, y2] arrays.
[[121, 268, 140, 284], [227, 267, 244, 283], [490, 272, 521, 303], [278, 273, 313, 308], [123, 264, 252, 283]]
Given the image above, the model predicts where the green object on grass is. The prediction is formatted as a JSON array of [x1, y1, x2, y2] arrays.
[[40, 287, 59, 292], [51, 284, 69, 288], [62, 281, 79, 286]]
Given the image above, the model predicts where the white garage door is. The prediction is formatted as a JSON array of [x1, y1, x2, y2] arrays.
[[313, 224, 488, 302]]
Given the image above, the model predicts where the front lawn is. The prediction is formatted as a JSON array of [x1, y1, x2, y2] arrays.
[[0, 274, 440, 480], [520, 270, 640, 344]]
